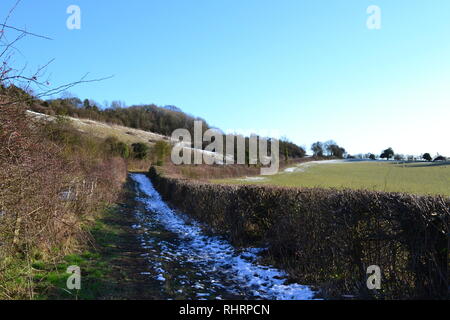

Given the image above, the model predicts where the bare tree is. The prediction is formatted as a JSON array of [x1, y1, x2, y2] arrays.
[[311, 141, 324, 157]]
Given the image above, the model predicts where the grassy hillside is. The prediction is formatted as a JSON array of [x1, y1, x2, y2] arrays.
[[26, 110, 169, 146], [213, 160, 450, 196]]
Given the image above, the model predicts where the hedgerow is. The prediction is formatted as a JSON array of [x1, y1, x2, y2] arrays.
[[149, 166, 449, 299]]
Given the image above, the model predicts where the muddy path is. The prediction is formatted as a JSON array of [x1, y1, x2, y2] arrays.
[[91, 181, 163, 300]]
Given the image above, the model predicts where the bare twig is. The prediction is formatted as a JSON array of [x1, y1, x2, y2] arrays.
[[0, 24, 53, 41], [0, 0, 22, 43]]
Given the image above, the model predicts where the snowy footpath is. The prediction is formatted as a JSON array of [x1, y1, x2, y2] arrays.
[[130, 173, 316, 300]]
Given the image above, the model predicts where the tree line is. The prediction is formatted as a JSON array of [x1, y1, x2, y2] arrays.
[[348, 147, 447, 162], [311, 140, 346, 158], [2, 85, 307, 161]]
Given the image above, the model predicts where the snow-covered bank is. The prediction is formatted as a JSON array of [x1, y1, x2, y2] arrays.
[[283, 159, 390, 173], [130, 173, 316, 300]]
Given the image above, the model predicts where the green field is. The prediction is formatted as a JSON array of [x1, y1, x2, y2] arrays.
[[213, 161, 450, 196]]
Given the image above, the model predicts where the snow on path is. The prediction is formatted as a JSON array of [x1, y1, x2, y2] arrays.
[[130, 173, 316, 300]]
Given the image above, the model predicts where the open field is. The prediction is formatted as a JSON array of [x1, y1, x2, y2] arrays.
[[213, 160, 450, 196]]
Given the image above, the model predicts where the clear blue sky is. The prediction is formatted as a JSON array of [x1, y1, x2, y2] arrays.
[[4, 0, 450, 156]]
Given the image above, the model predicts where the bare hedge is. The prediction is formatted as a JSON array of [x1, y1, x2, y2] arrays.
[[149, 166, 449, 299]]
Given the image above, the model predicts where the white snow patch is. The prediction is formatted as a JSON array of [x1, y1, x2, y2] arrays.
[[238, 176, 267, 182], [156, 275, 166, 281]]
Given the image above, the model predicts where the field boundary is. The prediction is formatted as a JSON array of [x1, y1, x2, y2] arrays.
[[148, 166, 449, 299]]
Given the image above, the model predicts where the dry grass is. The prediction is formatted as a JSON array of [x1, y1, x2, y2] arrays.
[[26, 110, 169, 146]]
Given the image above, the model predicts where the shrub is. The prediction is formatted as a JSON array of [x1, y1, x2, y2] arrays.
[[104, 136, 131, 159], [423, 153, 432, 162], [116, 142, 130, 159], [434, 156, 447, 162], [131, 142, 149, 160], [152, 140, 171, 166]]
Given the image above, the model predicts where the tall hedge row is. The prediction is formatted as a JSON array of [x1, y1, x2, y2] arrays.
[[148, 167, 449, 299]]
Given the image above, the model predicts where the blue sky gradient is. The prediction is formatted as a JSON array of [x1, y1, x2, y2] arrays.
[[3, 0, 450, 155]]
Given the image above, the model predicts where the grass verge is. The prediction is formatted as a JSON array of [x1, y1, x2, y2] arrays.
[[30, 180, 161, 300]]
